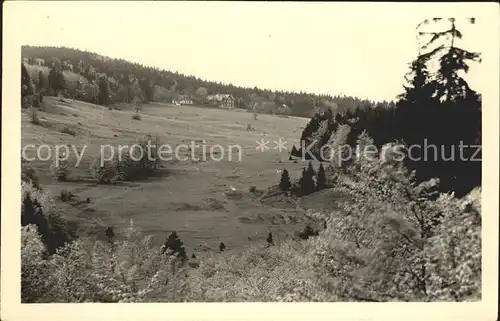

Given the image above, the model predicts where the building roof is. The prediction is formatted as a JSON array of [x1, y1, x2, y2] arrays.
[[207, 93, 234, 102]]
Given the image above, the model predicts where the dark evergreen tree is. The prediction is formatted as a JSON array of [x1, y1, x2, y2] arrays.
[[37, 71, 45, 91], [21, 194, 71, 255], [316, 163, 327, 190], [37, 71, 45, 102], [162, 231, 188, 262], [395, 17, 482, 196], [105, 227, 115, 243], [266, 232, 274, 246], [219, 242, 226, 252], [279, 168, 292, 192], [299, 162, 316, 195], [290, 145, 300, 158], [191, 253, 196, 259], [48, 66, 65, 93], [98, 76, 109, 106]]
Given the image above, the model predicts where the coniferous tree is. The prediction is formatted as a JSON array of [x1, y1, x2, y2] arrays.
[[299, 162, 316, 195], [162, 231, 188, 262], [21, 194, 70, 255], [37, 71, 45, 102], [219, 242, 226, 252], [279, 168, 292, 192], [48, 66, 65, 94], [98, 76, 109, 106], [396, 17, 482, 196], [316, 163, 327, 190], [266, 232, 274, 246], [105, 227, 115, 244], [37, 71, 44, 91]]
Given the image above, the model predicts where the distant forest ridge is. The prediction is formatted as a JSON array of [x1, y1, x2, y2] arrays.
[[21, 45, 394, 117]]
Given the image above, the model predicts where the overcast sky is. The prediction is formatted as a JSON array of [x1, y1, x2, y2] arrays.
[[8, 2, 496, 101]]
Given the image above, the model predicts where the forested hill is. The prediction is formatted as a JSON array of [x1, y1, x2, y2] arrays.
[[21, 45, 393, 117]]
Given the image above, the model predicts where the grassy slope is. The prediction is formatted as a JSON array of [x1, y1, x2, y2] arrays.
[[22, 97, 335, 255]]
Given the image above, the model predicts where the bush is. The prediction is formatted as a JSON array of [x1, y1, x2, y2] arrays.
[[132, 113, 141, 120], [117, 134, 162, 180], [60, 126, 76, 136], [22, 220, 176, 303], [50, 150, 70, 181], [59, 189, 73, 202], [89, 158, 120, 184], [296, 225, 319, 240], [249, 186, 257, 193], [89, 134, 162, 183]]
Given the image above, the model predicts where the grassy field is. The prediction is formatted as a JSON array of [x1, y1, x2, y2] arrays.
[[22, 97, 342, 255]]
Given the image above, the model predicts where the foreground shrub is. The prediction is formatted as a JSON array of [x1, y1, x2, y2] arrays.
[[22, 221, 176, 303], [424, 188, 481, 301], [312, 132, 482, 301], [21, 161, 40, 189], [178, 242, 335, 302]]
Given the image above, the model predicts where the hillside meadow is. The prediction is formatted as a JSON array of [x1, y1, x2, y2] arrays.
[[21, 96, 330, 253]]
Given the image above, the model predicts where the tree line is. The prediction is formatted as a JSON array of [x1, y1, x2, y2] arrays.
[[295, 18, 481, 197], [21, 45, 394, 117]]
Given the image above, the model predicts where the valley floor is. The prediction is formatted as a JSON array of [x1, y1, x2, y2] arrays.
[[22, 97, 336, 253]]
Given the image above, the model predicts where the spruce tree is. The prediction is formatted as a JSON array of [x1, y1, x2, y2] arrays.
[[105, 227, 115, 244], [38, 71, 44, 102], [21, 194, 70, 254], [396, 17, 481, 196], [48, 67, 65, 94], [299, 162, 316, 195], [219, 242, 226, 252], [266, 232, 274, 246], [279, 168, 291, 192], [98, 76, 109, 106], [316, 163, 327, 190], [37, 71, 44, 91], [162, 231, 188, 262]]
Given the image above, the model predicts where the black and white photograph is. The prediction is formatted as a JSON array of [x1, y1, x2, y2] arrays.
[[1, 1, 498, 320]]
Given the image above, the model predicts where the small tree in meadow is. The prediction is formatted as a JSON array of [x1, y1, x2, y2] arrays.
[[290, 145, 300, 158], [105, 227, 115, 244], [266, 232, 274, 246], [279, 168, 291, 192], [162, 231, 188, 262]]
